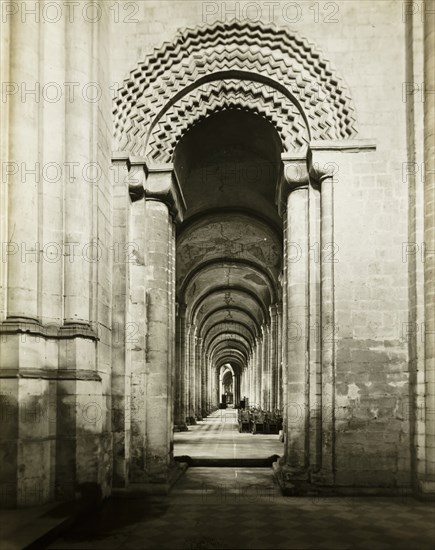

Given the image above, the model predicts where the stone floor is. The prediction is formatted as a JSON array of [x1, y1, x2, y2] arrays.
[[174, 408, 284, 460], [44, 411, 435, 550], [46, 467, 435, 550]]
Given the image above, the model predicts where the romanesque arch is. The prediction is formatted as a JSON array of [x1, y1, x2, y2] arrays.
[[111, 18, 376, 493], [113, 19, 357, 157]]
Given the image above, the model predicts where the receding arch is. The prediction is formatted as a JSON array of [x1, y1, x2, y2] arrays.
[[215, 353, 246, 371], [189, 285, 270, 325], [193, 290, 265, 329], [179, 258, 278, 305], [199, 305, 259, 333], [206, 333, 251, 357], [204, 327, 254, 355], [177, 211, 282, 291], [147, 74, 309, 161], [210, 338, 249, 356], [200, 309, 258, 341]]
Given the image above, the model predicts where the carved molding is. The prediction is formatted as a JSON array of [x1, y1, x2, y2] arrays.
[[0, 368, 102, 381], [276, 151, 310, 216], [0, 319, 99, 341], [113, 20, 358, 156], [147, 79, 309, 162]]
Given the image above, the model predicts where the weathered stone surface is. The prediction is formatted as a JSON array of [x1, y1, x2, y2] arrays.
[[0, 1, 433, 508]]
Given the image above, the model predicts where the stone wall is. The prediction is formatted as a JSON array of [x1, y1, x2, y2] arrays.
[[0, 0, 433, 507], [108, 0, 421, 490], [0, 1, 114, 506]]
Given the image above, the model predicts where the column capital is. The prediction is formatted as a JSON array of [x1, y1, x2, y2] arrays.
[[276, 150, 309, 217], [127, 160, 147, 201], [270, 303, 279, 317], [308, 148, 340, 186], [177, 303, 187, 316], [146, 163, 186, 224], [111, 154, 187, 222], [111, 153, 147, 201]]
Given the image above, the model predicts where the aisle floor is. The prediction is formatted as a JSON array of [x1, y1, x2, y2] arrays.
[[174, 408, 283, 459], [46, 410, 435, 550], [47, 466, 435, 550]]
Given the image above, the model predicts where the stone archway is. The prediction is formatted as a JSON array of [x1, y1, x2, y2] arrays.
[[110, 19, 374, 493]]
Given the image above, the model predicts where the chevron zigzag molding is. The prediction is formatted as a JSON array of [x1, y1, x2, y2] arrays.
[[113, 19, 357, 157]]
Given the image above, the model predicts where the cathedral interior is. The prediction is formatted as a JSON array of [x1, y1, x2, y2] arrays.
[[0, 0, 434, 548]]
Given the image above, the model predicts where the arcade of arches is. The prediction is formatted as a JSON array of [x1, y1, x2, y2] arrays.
[[1, 3, 435, 513]]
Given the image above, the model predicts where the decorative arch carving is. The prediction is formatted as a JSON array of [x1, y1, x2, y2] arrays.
[[113, 19, 357, 156], [147, 79, 308, 162]]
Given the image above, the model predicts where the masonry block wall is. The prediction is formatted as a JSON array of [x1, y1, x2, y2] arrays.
[[109, 0, 420, 489], [0, 3, 114, 506], [0, 0, 433, 507]]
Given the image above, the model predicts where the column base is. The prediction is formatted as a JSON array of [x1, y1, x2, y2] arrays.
[[417, 479, 435, 500], [3, 316, 39, 325], [59, 322, 98, 340], [174, 423, 189, 432], [186, 417, 197, 425], [310, 469, 335, 486], [272, 461, 310, 496], [113, 461, 188, 497]]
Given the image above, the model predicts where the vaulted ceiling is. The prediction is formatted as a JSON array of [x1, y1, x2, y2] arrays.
[[175, 110, 282, 375]]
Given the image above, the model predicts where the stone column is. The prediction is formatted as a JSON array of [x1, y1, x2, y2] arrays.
[[249, 354, 253, 404], [39, 2, 65, 327], [281, 217, 289, 435], [274, 153, 310, 489], [308, 182, 322, 472], [203, 353, 208, 414], [142, 163, 185, 487], [256, 338, 262, 407], [261, 324, 269, 408], [62, 14, 95, 330], [4, 4, 39, 324], [185, 325, 192, 424], [235, 372, 240, 405], [0, 6, 45, 508], [174, 304, 188, 431], [245, 360, 250, 400], [241, 360, 247, 399], [56, 12, 104, 503], [310, 152, 339, 484], [206, 354, 212, 413], [111, 155, 135, 487], [201, 341, 208, 417], [270, 305, 278, 410], [422, 0, 435, 494], [247, 360, 250, 400], [188, 325, 197, 423], [219, 366, 224, 404], [285, 186, 309, 470], [145, 198, 171, 482], [184, 325, 190, 424], [195, 338, 203, 420], [127, 168, 147, 483], [169, 219, 176, 429], [320, 164, 336, 483], [215, 367, 220, 407], [277, 303, 283, 410]]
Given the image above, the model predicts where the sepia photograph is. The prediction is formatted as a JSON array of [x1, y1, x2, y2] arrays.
[[0, 0, 434, 548]]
